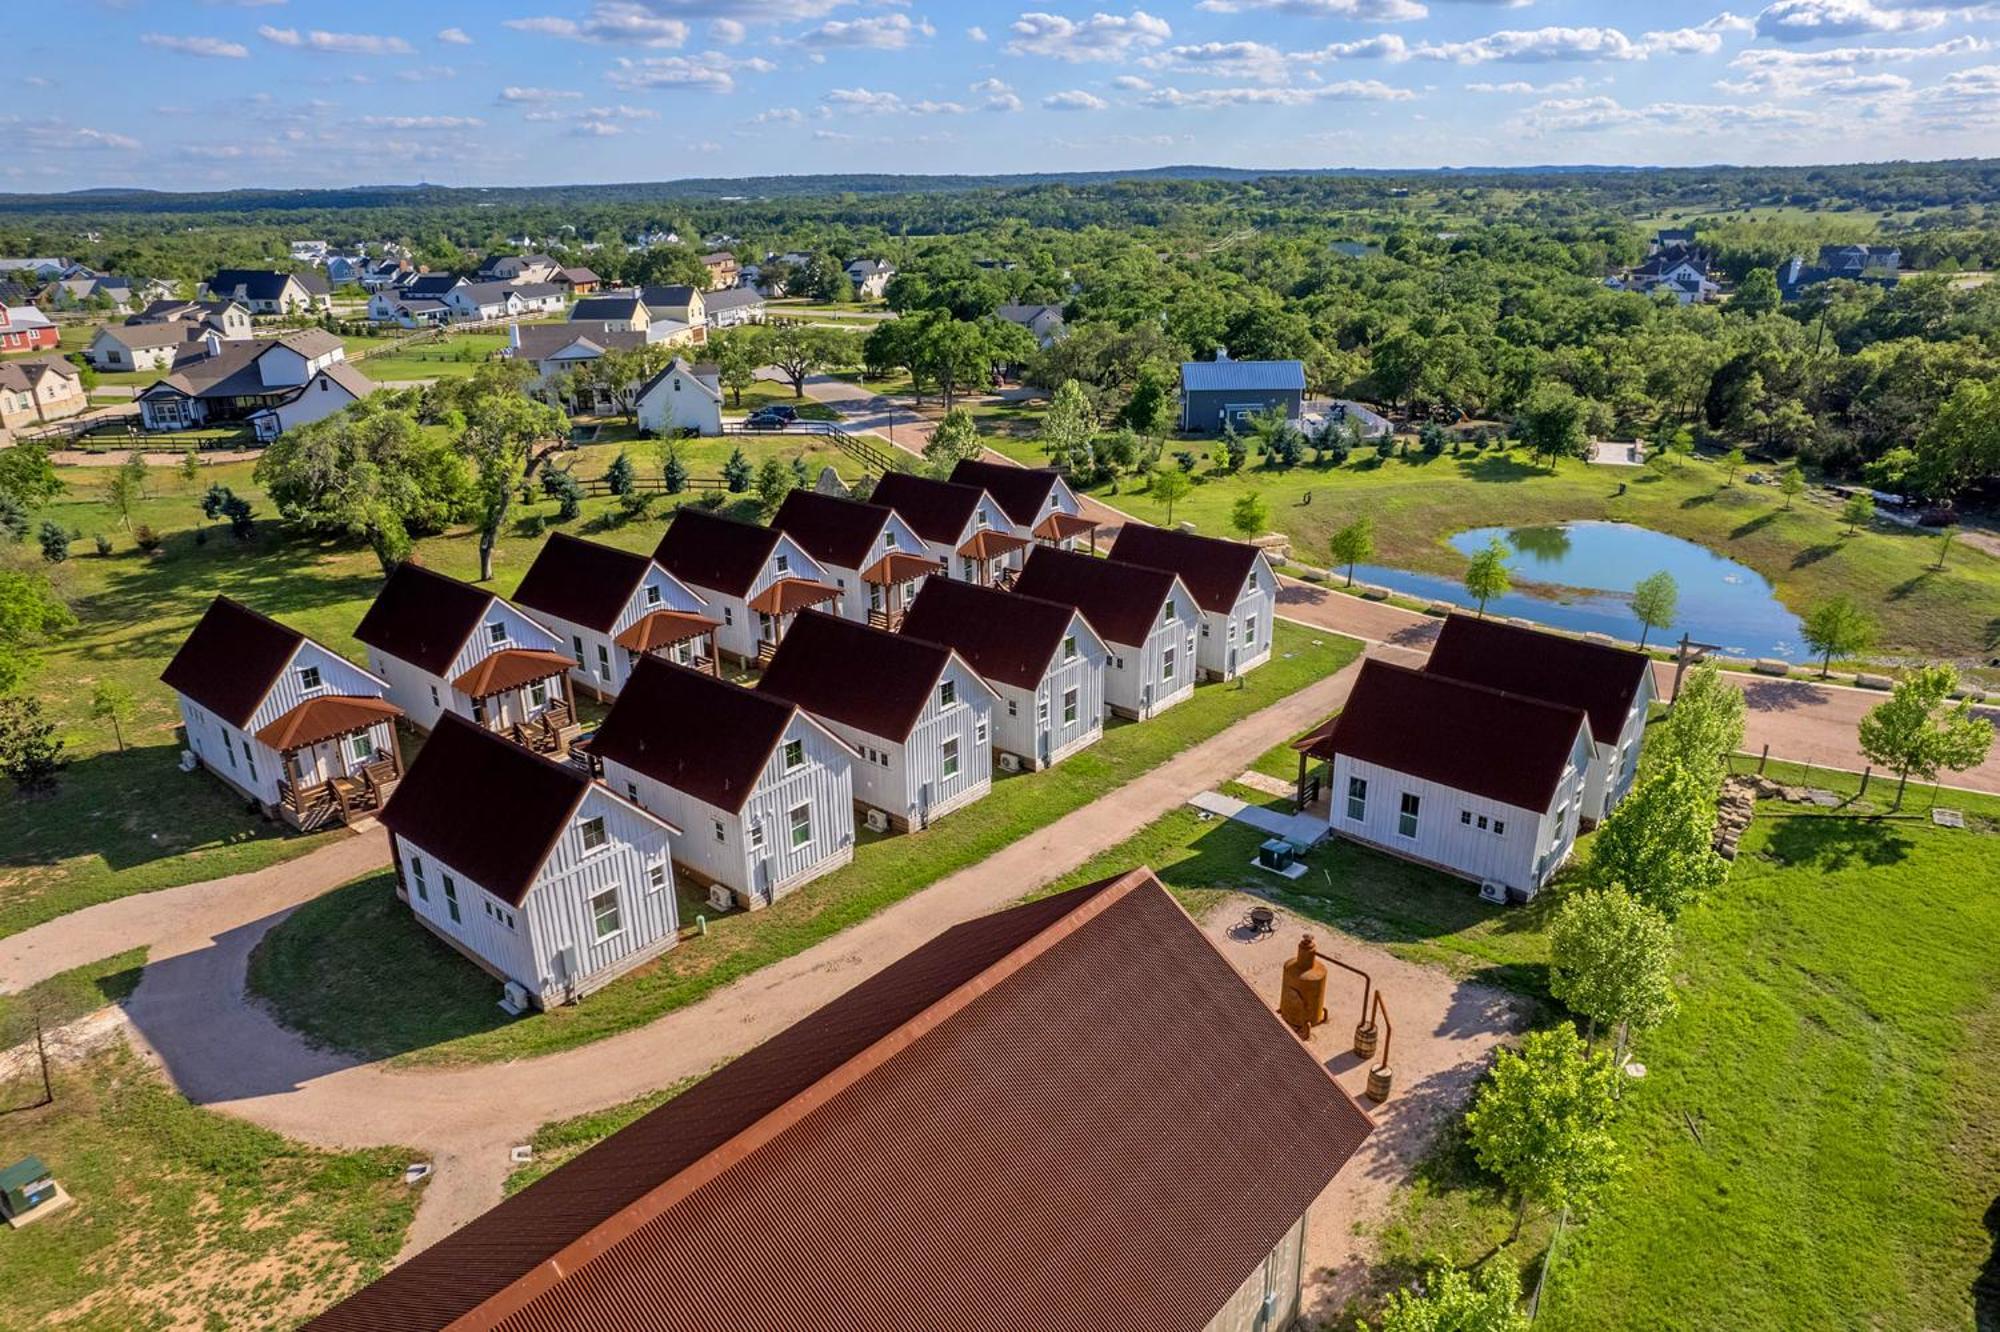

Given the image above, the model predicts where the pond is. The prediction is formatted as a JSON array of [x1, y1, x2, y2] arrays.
[[1351, 521, 1811, 662]]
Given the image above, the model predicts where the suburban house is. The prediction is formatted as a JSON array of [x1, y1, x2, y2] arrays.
[[130, 298, 254, 340], [445, 279, 565, 322], [947, 457, 1097, 551], [476, 253, 561, 284], [0, 258, 69, 282], [995, 302, 1067, 347], [369, 273, 465, 323], [354, 562, 580, 755], [161, 595, 404, 831], [633, 357, 723, 437], [899, 577, 1108, 771], [1179, 354, 1306, 432], [702, 286, 766, 329], [324, 254, 367, 286], [136, 330, 372, 441], [88, 320, 200, 372], [34, 274, 135, 312], [0, 304, 58, 353], [1107, 523, 1276, 681], [1423, 614, 1654, 824], [570, 293, 650, 333], [651, 508, 839, 665], [869, 471, 1027, 587], [557, 266, 601, 295], [768, 488, 937, 629], [1609, 242, 1719, 303], [1295, 658, 1594, 898], [380, 714, 680, 1011], [1779, 243, 1902, 299], [510, 531, 717, 700], [757, 610, 996, 831], [591, 657, 856, 909], [1012, 546, 1201, 720], [199, 268, 331, 315], [638, 284, 707, 341], [0, 356, 85, 434], [845, 257, 894, 299], [304, 867, 1374, 1332], [700, 250, 740, 289], [359, 257, 414, 291]]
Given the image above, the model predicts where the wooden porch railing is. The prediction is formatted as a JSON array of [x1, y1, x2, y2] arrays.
[[277, 758, 399, 831], [506, 701, 582, 756]]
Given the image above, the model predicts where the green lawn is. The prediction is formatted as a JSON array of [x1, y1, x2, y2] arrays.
[[244, 622, 1362, 1066], [0, 948, 145, 1044], [0, 1041, 423, 1331], [352, 332, 509, 382], [1094, 447, 2000, 662]]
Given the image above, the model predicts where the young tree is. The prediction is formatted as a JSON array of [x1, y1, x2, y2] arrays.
[[37, 521, 69, 564], [1465, 1024, 1623, 1241], [1518, 381, 1589, 471], [1329, 516, 1374, 587], [1590, 762, 1729, 919], [0, 495, 28, 544], [1857, 665, 1995, 807], [755, 455, 795, 516], [1463, 538, 1511, 616], [1548, 888, 1677, 1053], [1360, 1260, 1528, 1332], [542, 469, 585, 522], [179, 446, 201, 483], [1722, 447, 1746, 485], [1801, 595, 1875, 679], [721, 446, 753, 493], [104, 450, 148, 532], [662, 445, 689, 495], [90, 680, 137, 754], [1933, 525, 1958, 572], [1629, 570, 1678, 649], [222, 493, 256, 541], [1148, 464, 1191, 525], [200, 482, 235, 524], [0, 441, 62, 510], [1230, 492, 1269, 542], [1118, 361, 1176, 447], [1839, 491, 1875, 535], [0, 567, 74, 695], [924, 407, 984, 476], [605, 451, 636, 498], [0, 693, 66, 794], [1654, 662, 1745, 784], [1039, 379, 1097, 476], [1778, 464, 1804, 510]]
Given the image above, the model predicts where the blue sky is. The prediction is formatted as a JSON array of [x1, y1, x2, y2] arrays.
[[10, 1, 2000, 190]]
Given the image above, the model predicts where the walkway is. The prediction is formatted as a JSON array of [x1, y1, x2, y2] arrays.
[[1187, 790, 1328, 847], [40, 651, 1383, 1258]]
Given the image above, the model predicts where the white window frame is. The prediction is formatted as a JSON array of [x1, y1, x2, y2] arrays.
[[1346, 776, 1367, 822], [940, 736, 961, 779], [590, 886, 623, 941], [579, 815, 608, 854], [1398, 792, 1421, 840], [789, 802, 811, 850]]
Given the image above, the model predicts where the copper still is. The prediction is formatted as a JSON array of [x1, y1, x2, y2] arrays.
[[1278, 934, 1329, 1038]]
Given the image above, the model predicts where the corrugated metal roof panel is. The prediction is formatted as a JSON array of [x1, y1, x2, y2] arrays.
[[1179, 359, 1305, 393]]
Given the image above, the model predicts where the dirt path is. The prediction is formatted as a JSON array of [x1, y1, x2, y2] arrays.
[[84, 653, 1383, 1258]]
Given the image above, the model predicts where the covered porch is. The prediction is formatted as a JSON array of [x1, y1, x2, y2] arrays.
[[861, 551, 943, 632], [616, 608, 723, 677], [749, 578, 842, 666], [454, 648, 584, 757], [957, 529, 1031, 589], [1288, 714, 1338, 818], [1033, 510, 1100, 553], [258, 695, 405, 831]]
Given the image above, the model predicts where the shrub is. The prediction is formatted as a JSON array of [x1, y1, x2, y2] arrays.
[[1375, 436, 1396, 459], [134, 524, 164, 553], [38, 521, 69, 563], [93, 533, 114, 556]]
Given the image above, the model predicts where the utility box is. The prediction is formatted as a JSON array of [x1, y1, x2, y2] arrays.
[[1256, 838, 1298, 873], [0, 1156, 65, 1228]]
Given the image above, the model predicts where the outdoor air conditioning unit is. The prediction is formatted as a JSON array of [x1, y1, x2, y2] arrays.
[[707, 883, 735, 913], [998, 752, 1022, 774], [178, 750, 198, 773], [1477, 880, 1509, 906], [498, 980, 530, 1016], [864, 808, 889, 833]]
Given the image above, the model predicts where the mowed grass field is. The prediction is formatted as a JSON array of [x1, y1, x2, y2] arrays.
[[0, 438, 865, 938]]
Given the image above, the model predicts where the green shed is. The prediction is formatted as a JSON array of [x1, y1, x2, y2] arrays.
[[0, 1156, 57, 1220]]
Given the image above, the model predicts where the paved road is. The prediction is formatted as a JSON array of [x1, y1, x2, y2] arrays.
[[28, 653, 1382, 1258]]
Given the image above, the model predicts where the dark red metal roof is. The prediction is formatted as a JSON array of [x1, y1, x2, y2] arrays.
[[377, 714, 590, 906], [946, 458, 1061, 527], [769, 489, 897, 570], [589, 656, 802, 814], [899, 578, 1081, 692], [1424, 614, 1649, 747], [755, 609, 955, 742], [652, 507, 785, 599], [159, 595, 308, 727], [1107, 524, 1264, 617], [869, 471, 986, 545], [353, 562, 495, 677], [301, 869, 1374, 1332], [1304, 658, 1591, 812], [1012, 546, 1180, 649], [511, 533, 652, 633]]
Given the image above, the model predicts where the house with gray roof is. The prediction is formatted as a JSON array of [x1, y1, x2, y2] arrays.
[[703, 286, 766, 330], [1178, 354, 1306, 432], [996, 303, 1066, 348], [137, 330, 371, 440], [200, 269, 331, 315]]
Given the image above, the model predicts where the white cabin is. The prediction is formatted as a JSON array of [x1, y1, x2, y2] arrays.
[[1107, 524, 1277, 681], [1013, 546, 1201, 720], [634, 357, 723, 437], [510, 532, 718, 700], [768, 488, 938, 629], [868, 472, 1028, 588], [947, 459, 1098, 551], [651, 508, 840, 665]]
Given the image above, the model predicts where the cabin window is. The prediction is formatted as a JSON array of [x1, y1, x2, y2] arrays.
[[975, 509, 988, 529], [749, 821, 765, 850], [775, 553, 790, 575], [429, 684, 440, 707], [1161, 646, 1176, 683], [783, 739, 805, 771], [1244, 615, 1258, 647], [1398, 793, 1421, 839], [1063, 688, 1079, 726], [647, 862, 667, 893], [571, 636, 586, 669], [1160, 601, 1174, 626], [244, 748, 256, 781], [645, 583, 662, 607], [1037, 696, 1049, 726], [596, 645, 612, 681], [222, 730, 237, 768], [789, 803, 811, 849], [723, 607, 734, 626], [975, 720, 988, 745], [940, 737, 961, 779], [1347, 777, 1367, 822], [471, 698, 488, 726], [1493, 820, 1507, 836], [348, 734, 373, 765], [712, 819, 726, 844], [409, 856, 427, 900], [1063, 634, 1078, 662], [579, 815, 608, 852], [883, 530, 897, 549], [625, 781, 640, 804], [590, 887, 622, 940], [1008, 699, 1019, 718], [528, 679, 550, 710], [443, 875, 460, 924], [298, 665, 322, 692], [938, 680, 956, 710], [488, 621, 508, 646]]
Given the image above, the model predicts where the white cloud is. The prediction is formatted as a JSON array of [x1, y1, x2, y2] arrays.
[[1819, 71, 1914, 93], [1515, 94, 1820, 134], [710, 18, 746, 43], [436, 26, 473, 45], [257, 26, 416, 55], [1465, 76, 1586, 93], [1006, 10, 1173, 62], [1640, 13, 1755, 57], [3, 118, 143, 152], [967, 25, 988, 41], [1720, 36, 1989, 95], [1143, 79, 1413, 106], [1044, 88, 1112, 109], [796, 14, 934, 49], [499, 86, 583, 102], [504, 4, 691, 48], [1292, 35, 1412, 61], [1143, 40, 1290, 83], [750, 105, 805, 122], [1413, 27, 1654, 64], [824, 86, 907, 112], [141, 33, 250, 58], [1755, 0, 1950, 44], [397, 64, 459, 81], [1195, 0, 1428, 19], [971, 77, 1025, 110], [573, 119, 625, 136], [606, 53, 771, 92], [358, 114, 486, 129], [1112, 73, 1153, 89]]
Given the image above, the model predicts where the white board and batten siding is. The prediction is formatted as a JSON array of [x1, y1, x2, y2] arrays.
[[1195, 560, 1278, 680], [603, 716, 855, 908], [1103, 597, 1202, 721], [177, 639, 390, 806], [398, 785, 679, 1008], [367, 599, 566, 732], [821, 514, 929, 623], [532, 566, 707, 700], [1327, 726, 1594, 896], [1581, 669, 1654, 822], [822, 657, 996, 830], [688, 534, 828, 663], [989, 622, 1110, 770]]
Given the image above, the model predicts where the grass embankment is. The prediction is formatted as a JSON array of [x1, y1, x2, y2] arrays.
[[0, 949, 146, 1041], [244, 623, 1361, 1066], [501, 1076, 705, 1196], [3, 442, 863, 939], [0, 1042, 423, 1330]]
